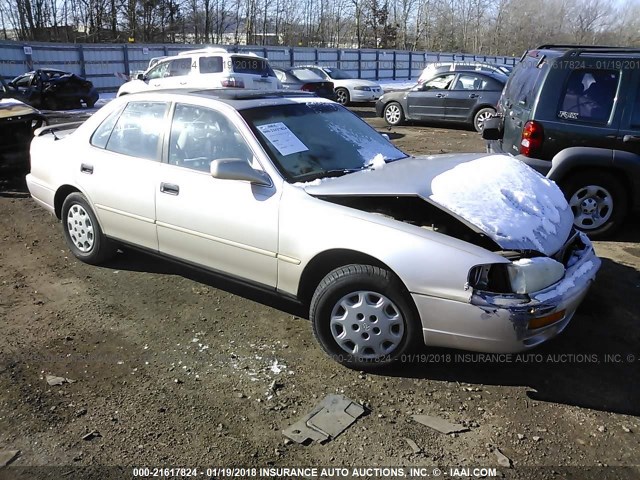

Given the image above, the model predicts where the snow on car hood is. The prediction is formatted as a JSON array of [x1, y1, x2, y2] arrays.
[[303, 154, 574, 256]]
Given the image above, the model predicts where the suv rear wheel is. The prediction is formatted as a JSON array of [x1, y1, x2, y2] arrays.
[[562, 171, 628, 238]]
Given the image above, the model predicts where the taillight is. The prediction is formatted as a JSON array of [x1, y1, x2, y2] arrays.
[[520, 120, 544, 157], [221, 77, 245, 88], [300, 83, 315, 92]]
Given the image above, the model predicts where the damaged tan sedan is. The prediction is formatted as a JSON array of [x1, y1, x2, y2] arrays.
[[26, 90, 600, 369]]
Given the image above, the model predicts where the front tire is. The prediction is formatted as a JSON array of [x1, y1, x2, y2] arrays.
[[61, 192, 115, 265], [310, 264, 420, 370], [335, 87, 350, 105], [383, 102, 405, 126], [562, 171, 628, 238]]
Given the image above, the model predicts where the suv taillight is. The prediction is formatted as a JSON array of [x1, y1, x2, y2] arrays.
[[300, 83, 315, 92], [221, 77, 245, 88], [520, 120, 544, 157]]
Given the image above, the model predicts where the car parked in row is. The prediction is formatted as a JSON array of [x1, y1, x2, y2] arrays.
[[273, 67, 336, 100], [26, 89, 599, 369], [377, 70, 507, 132], [296, 66, 382, 105], [117, 48, 280, 96], [9, 69, 99, 110], [483, 44, 640, 237]]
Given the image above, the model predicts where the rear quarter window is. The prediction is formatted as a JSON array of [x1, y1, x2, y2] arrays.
[[557, 69, 619, 124]]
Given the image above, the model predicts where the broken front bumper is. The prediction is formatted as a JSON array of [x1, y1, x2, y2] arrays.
[[412, 235, 601, 353]]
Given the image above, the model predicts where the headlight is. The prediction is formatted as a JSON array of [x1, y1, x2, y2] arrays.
[[468, 257, 565, 295], [354, 86, 371, 91], [507, 257, 565, 294]]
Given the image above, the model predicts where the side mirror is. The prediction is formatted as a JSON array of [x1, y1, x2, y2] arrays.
[[210, 158, 271, 186], [136, 73, 145, 81], [481, 117, 503, 140]]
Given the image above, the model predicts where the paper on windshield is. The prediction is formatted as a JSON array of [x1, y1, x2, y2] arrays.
[[257, 122, 309, 156]]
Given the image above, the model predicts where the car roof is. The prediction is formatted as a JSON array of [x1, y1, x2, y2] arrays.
[[526, 44, 640, 60], [435, 69, 508, 82], [125, 88, 322, 110]]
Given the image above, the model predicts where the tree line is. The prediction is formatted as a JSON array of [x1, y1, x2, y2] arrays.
[[1, 0, 639, 56]]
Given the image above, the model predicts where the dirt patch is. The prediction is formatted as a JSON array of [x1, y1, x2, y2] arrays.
[[0, 109, 639, 479]]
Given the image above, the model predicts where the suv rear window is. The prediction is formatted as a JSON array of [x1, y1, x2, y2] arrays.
[[558, 69, 618, 124], [231, 56, 275, 77]]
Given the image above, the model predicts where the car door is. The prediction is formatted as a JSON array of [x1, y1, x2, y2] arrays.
[[75, 100, 169, 250], [159, 57, 194, 88], [155, 102, 279, 287], [144, 61, 171, 89], [406, 73, 454, 120], [443, 73, 487, 121]]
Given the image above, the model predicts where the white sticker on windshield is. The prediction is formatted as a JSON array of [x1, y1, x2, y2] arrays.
[[257, 122, 309, 156]]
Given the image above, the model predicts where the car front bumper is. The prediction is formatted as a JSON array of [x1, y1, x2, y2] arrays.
[[412, 235, 600, 353]]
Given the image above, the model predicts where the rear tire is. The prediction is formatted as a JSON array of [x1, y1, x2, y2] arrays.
[[473, 107, 495, 133], [561, 170, 628, 238], [61, 193, 115, 265], [310, 264, 420, 370]]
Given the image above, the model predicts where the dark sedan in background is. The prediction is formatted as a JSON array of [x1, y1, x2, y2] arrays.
[[376, 70, 507, 132], [273, 67, 336, 100], [9, 68, 99, 110], [0, 81, 46, 172]]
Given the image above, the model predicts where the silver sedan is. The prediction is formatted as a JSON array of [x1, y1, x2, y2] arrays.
[[26, 89, 600, 369]]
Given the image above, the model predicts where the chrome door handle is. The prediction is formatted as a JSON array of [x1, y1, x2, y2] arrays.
[[435, 93, 447, 98], [160, 183, 180, 195], [80, 163, 93, 174]]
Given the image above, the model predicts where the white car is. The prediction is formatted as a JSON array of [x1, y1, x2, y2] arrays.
[[299, 66, 382, 105], [117, 48, 280, 96], [26, 89, 599, 370]]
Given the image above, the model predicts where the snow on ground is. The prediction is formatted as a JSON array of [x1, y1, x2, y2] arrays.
[[429, 155, 574, 256]]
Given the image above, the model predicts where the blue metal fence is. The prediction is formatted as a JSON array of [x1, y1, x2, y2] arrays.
[[0, 40, 518, 92]]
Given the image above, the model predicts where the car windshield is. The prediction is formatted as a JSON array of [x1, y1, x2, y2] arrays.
[[323, 68, 353, 80], [241, 102, 408, 182]]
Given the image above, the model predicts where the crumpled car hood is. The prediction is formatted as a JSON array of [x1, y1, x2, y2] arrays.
[[0, 98, 39, 119], [303, 154, 574, 256]]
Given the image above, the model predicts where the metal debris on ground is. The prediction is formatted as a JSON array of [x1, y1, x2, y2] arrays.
[[283, 394, 365, 444], [411, 414, 470, 434], [0, 450, 20, 467], [494, 448, 513, 468], [404, 438, 422, 454], [45, 375, 75, 386], [82, 431, 102, 441]]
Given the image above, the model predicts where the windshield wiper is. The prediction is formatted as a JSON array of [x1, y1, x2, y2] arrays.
[[294, 167, 368, 183]]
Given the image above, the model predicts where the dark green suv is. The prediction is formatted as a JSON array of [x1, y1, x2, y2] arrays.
[[483, 45, 640, 237]]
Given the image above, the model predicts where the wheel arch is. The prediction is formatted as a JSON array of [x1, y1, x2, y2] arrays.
[[548, 147, 637, 211], [54, 185, 81, 219], [296, 248, 412, 307]]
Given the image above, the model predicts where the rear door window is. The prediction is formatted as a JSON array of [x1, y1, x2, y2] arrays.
[[105, 102, 168, 160], [558, 69, 619, 123]]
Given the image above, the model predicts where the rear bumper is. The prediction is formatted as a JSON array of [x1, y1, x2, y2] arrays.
[[413, 234, 600, 353]]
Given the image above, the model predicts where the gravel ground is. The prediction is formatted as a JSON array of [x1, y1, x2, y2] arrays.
[[0, 105, 639, 480]]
